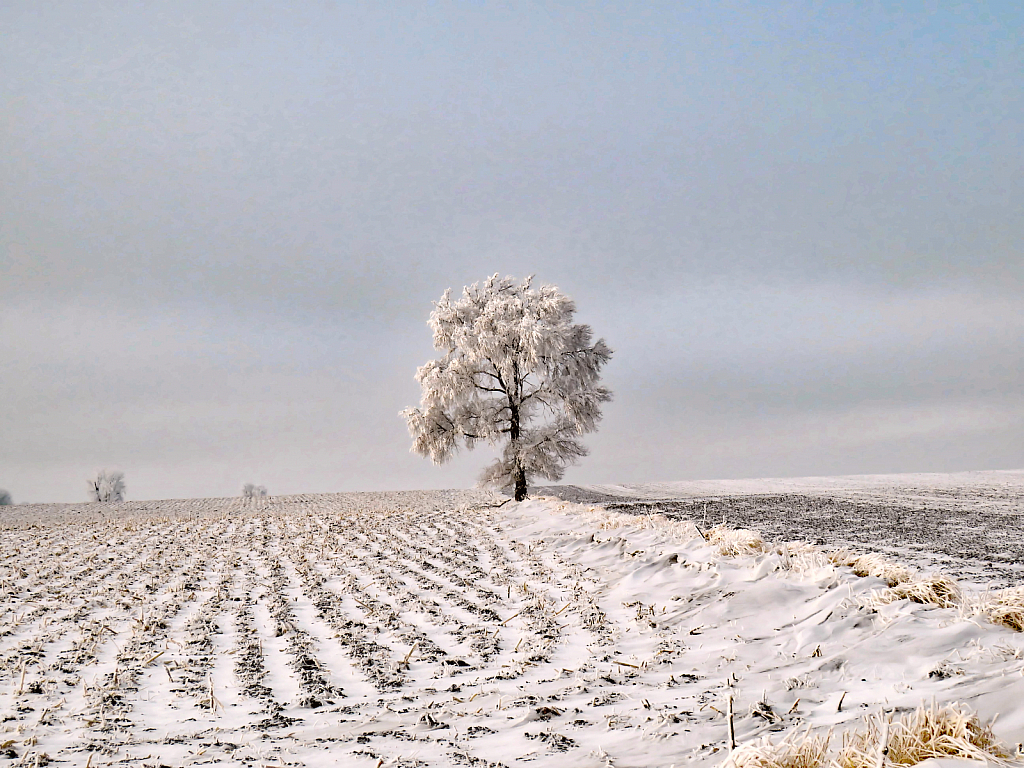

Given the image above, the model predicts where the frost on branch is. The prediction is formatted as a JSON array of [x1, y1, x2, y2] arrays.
[[401, 274, 612, 501], [88, 469, 126, 502]]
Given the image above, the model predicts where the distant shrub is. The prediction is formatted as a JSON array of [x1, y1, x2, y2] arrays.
[[0, 489, 11, 505], [88, 470, 126, 502], [242, 483, 268, 498]]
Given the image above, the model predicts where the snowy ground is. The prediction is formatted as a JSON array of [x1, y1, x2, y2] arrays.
[[549, 470, 1024, 588], [2, 482, 1024, 767]]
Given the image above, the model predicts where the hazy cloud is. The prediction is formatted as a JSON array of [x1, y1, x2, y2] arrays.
[[2, 1, 1021, 501]]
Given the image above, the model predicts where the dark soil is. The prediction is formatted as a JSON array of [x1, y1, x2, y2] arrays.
[[540, 486, 1024, 588]]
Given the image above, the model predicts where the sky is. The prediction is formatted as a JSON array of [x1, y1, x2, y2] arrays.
[[2, 1, 1022, 503]]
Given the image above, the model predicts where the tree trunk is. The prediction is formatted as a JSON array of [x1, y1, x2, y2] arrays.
[[509, 397, 527, 501], [513, 467, 527, 502]]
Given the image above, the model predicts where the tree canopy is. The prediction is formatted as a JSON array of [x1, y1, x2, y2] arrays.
[[88, 469, 126, 502], [402, 274, 612, 500]]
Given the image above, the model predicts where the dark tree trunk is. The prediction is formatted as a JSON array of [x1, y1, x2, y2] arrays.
[[509, 397, 527, 501], [513, 468, 528, 501]]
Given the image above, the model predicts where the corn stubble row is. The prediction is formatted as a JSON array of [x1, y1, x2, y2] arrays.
[[3, 492, 1022, 766], [0, 490, 610, 764]]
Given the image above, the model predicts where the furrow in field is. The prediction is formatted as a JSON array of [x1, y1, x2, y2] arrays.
[[56, 525, 218, 756], [284, 545, 409, 693], [231, 565, 280, 711], [331, 556, 472, 679], [283, 558, 379, 707], [247, 548, 307, 723], [1, 518, 226, 761], [0, 532, 129, 651], [265, 555, 344, 710], [0, 523, 180, 707]]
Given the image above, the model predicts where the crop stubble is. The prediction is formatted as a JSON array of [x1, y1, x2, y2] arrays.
[[0, 491, 646, 766], [5, 483, 1024, 767]]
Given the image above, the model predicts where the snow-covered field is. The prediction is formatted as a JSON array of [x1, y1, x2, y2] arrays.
[[557, 470, 1024, 588], [3, 482, 1024, 767], [580, 469, 1024, 507]]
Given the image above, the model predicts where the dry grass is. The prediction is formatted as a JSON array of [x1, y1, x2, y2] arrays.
[[836, 702, 1012, 768], [558, 500, 1023, 635], [726, 703, 1012, 768], [708, 525, 770, 557], [829, 551, 913, 588], [978, 586, 1024, 633], [723, 728, 832, 768], [776, 542, 833, 573], [868, 575, 963, 611], [777, 542, 820, 556]]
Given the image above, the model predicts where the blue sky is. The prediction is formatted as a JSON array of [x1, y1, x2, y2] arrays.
[[2, 1, 1022, 502]]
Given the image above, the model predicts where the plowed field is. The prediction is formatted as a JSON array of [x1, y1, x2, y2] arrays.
[[3, 487, 1024, 767]]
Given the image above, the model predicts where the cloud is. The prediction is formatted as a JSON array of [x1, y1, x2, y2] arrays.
[[2, 1, 1021, 500]]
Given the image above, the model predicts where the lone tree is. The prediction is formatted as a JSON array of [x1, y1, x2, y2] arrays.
[[88, 469, 126, 502], [242, 483, 268, 498], [402, 274, 612, 501], [0, 489, 11, 506]]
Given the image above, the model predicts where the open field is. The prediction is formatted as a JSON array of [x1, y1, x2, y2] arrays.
[[551, 470, 1024, 588], [3, 479, 1024, 767]]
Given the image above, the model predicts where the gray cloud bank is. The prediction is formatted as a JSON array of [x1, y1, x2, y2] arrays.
[[2, 2, 1021, 502]]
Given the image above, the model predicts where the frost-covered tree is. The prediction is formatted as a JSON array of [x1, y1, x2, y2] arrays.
[[402, 274, 612, 501], [242, 483, 268, 498], [88, 470, 126, 502], [0, 489, 11, 506]]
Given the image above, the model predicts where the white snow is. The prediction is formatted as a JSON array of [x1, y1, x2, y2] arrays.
[[1, 488, 1022, 766], [584, 469, 1024, 511]]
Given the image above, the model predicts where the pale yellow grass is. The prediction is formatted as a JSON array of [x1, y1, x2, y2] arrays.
[[708, 525, 770, 556], [830, 551, 913, 587], [837, 703, 1012, 768], [978, 586, 1024, 633], [868, 575, 964, 610], [726, 703, 1012, 768], [723, 728, 832, 768], [776, 542, 834, 573]]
